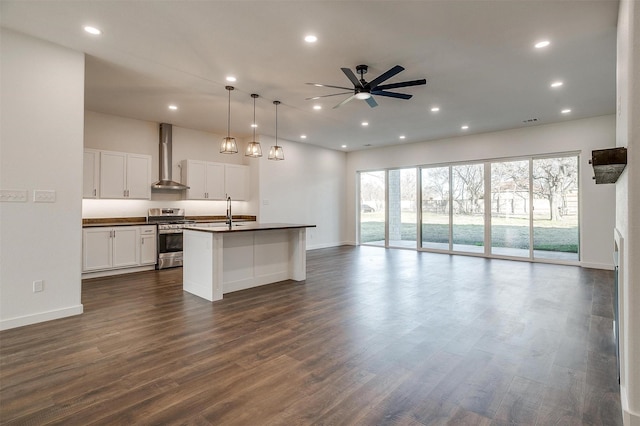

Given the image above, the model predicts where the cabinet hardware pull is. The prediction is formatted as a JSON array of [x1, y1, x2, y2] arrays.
[[93, 189, 96, 196]]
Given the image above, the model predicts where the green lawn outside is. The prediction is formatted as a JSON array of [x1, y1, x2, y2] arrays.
[[360, 222, 578, 253]]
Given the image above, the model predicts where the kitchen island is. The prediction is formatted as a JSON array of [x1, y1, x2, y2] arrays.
[[182, 223, 315, 301]]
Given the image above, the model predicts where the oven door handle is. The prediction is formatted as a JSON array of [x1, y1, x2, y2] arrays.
[[159, 229, 184, 235]]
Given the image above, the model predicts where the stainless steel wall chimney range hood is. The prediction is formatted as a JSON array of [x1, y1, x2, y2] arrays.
[[152, 123, 190, 191]]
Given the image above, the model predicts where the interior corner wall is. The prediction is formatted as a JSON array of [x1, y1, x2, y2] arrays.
[[257, 136, 347, 250], [0, 29, 85, 330], [616, 1, 640, 424], [345, 115, 616, 269]]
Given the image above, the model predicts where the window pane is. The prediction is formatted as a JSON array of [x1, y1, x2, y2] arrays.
[[491, 160, 530, 257], [360, 171, 386, 246], [421, 166, 450, 250], [452, 164, 484, 253], [389, 168, 417, 248], [532, 156, 579, 260]]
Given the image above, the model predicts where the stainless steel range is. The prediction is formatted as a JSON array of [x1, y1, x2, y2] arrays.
[[147, 208, 194, 269]]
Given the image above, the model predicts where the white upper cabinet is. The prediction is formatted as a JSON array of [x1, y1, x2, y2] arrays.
[[83, 149, 100, 198], [99, 150, 151, 199], [224, 164, 249, 200], [181, 160, 249, 201], [181, 160, 224, 200]]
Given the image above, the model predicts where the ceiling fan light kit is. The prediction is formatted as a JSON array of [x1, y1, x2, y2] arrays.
[[307, 64, 426, 109], [220, 85, 238, 154]]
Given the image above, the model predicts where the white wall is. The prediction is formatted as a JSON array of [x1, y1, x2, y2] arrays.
[[616, 1, 640, 424], [0, 29, 85, 330], [83, 110, 257, 218], [257, 135, 347, 249], [346, 115, 617, 269]]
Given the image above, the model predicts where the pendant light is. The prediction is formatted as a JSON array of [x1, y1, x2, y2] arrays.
[[268, 100, 284, 161], [245, 93, 263, 157], [220, 86, 238, 154]]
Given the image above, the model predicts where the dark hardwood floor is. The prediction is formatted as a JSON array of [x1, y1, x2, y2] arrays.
[[0, 246, 622, 425]]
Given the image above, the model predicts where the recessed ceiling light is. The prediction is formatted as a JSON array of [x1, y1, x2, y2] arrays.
[[313, 105, 322, 110], [251, 123, 258, 128], [341, 144, 347, 148], [361, 122, 369, 126], [168, 105, 178, 110], [550, 81, 563, 88], [83, 26, 102, 35], [431, 107, 440, 112], [304, 35, 318, 43], [461, 125, 469, 130], [300, 135, 307, 139], [399, 135, 406, 140], [226, 76, 237, 82], [534, 40, 550, 49], [561, 109, 572, 114]]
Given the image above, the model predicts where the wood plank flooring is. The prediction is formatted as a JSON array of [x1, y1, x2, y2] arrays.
[[0, 246, 623, 425]]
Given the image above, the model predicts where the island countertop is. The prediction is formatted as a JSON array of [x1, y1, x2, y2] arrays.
[[184, 223, 316, 233]]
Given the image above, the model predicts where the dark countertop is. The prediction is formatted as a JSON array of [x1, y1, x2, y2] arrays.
[[184, 223, 316, 234]]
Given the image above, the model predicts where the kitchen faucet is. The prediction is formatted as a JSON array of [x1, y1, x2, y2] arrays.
[[226, 195, 232, 227]]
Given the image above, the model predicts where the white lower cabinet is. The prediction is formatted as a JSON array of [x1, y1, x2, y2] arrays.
[[83, 225, 157, 273], [139, 226, 157, 265]]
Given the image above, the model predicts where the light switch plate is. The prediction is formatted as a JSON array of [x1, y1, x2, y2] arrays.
[[0, 190, 28, 202], [34, 190, 56, 203]]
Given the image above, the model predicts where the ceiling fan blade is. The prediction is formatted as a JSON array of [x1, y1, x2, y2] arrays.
[[341, 68, 363, 88], [374, 79, 427, 91], [333, 94, 357, 109], [305, 92, 352, 100], [370, 91, 413, 100], [365, 97, 378, 108], [305, 83, 353, 91], [368, 65, 405, 89]]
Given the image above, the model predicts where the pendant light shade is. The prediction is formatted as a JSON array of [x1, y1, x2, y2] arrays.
[[245, 94, 263, 157], [268, 100, 284, 161], [220, 86, 238, 154]]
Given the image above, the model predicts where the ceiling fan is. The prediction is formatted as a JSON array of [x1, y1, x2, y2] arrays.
[[306, 64, 426, 109]]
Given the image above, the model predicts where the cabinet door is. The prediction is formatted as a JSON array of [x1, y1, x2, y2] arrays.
[[205, 163, 225, 200], [83, 228, 112, 271], [183, 160, 207, 200], [126, 154, 152, 199], [83, 149, 100, 198], [113, 227, 140, 268], [225, 164, 248, 200], [140, 226, 157, 265], [100, 151, 127, 198]]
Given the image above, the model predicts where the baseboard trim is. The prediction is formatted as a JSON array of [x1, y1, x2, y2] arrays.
[[581, 261, 615, 270], [621, 385, 640, 426], [0, 304, 84, 331]]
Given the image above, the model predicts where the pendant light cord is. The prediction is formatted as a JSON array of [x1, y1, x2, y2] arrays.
[[227, 88, 231, 138]]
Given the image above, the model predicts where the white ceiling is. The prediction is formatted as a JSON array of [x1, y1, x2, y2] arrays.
[[1, 1, 618, 152]]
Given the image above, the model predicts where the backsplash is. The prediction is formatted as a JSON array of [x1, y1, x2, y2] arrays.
[[82, 198, 253, 219]]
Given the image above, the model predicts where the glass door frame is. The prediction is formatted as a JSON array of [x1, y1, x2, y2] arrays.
[[357, 151, 580, 266]]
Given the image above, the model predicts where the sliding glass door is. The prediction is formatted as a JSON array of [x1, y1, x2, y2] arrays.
[[359, 170, 386, 246], [359, 154, 579, 263], [532, 156, 579, 261], [490, 160, 530, 257], [421, 166, 450, 250], [452, 164, 484, 253], [388, 168, 417, 248]]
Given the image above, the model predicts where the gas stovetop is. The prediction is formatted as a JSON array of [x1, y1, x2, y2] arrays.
[[147, 208, 195, 229]]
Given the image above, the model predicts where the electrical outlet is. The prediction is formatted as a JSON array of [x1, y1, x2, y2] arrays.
[[33, 280, 44, 293]]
